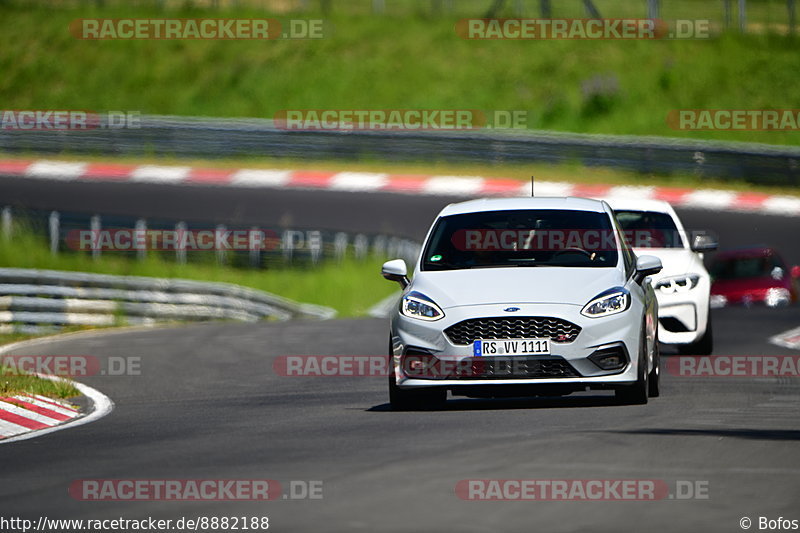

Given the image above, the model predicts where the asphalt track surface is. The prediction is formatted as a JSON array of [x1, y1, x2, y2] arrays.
[[1, 176, 799, 532]]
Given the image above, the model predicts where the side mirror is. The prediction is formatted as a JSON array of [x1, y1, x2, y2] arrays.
[[691, 234, 718, 252], [791, 265, 800, 279], [381, 259, 409, 289], [635, 255, 663, 283]]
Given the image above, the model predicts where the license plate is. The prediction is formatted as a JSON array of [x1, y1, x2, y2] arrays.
[[473, 339, 551, 356]]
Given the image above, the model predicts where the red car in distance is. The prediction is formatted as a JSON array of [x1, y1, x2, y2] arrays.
[[710, 247, 800, 308]]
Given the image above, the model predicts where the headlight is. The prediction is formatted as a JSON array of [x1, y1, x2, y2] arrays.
[[654, 274, 700, 294], [581, 288, 630, 318], [765, 288, 791, 308], [401, 292, 444, 321]]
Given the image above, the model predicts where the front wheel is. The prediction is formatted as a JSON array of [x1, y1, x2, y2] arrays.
[[679, 315, 713, 356], [616, 323, 649, 405], [648, 329, 660, 398], [389, 373, 446, 410]]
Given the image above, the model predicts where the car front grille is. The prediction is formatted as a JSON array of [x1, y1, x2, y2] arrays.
[[450, 356, 580, 379], [444, 317, 581, 345]]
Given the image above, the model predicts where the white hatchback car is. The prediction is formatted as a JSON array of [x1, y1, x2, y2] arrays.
[[604, 198, 717, 355], [381, 197, 663, 410]]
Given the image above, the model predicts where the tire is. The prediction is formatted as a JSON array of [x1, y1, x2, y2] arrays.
[[616, 322, 649, 405], [387, 338, 446, 411], [648, 329, 660, 398], [679, 314, 713, 356], [389, 373, 446, 411]]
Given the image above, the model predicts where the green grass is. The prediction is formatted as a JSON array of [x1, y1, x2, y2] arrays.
[[1, 2, 800, 146], [0, 366, 80, 399], [0, 325, 99, 348], [0, 228, 398, 318]]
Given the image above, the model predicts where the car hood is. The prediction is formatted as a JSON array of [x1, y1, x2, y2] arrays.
[[409, 267, 625, 308], [632, 248, 703, 281]]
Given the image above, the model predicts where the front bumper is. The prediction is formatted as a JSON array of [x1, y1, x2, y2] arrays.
[[653, 282, 709, 345], [390, 302, 642, 389]]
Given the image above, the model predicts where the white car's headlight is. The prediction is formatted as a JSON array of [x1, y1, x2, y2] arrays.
[[401, 292, 445, 321], [654, 274, 701, 294], [581, 288, 630, 318]]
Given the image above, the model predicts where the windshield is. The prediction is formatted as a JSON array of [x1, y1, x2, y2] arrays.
[[710, 254, 786, 281], [614, 210, 684, 249], [421, 209, 619, 271]]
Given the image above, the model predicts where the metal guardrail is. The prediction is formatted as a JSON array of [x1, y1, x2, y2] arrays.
[[2, 206, 423, 269], [2, 115, 800, 186], [0, 267, 336, 333]]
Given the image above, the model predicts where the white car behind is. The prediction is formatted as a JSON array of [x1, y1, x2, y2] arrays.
[[605, 198, 717, 355]]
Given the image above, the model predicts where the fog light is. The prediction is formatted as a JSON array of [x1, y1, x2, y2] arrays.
[[589, 346, 628, 371], [402, 351, 442, 378]]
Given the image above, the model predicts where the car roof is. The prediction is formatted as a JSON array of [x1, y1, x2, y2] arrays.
[[602, 197, 677, 214], [438, 197, 609, 217]]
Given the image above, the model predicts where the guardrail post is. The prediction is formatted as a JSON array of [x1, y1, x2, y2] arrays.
[[90, 215, 101, 260], [353, 234, 368, 261], [372, 235, 387, 258], [49, 211, 60, 256], [249, 226, 262, 268], [582, 0, 601, 18], [647, 0, 659, 19], [135, 218, 147, 261], [216, 224, 227, 265], [175, 222, 187, 265], [334, 232, 348, 262], [738, 0, 747, 32], [282, 229, 295, 263], [387, 237, 399, 259], [399, 241, 410, 266], [308, 230, 322, 265], [1, 207, 11, 239], [723, 0, 732, 29], [411, 242, 422, 265]]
